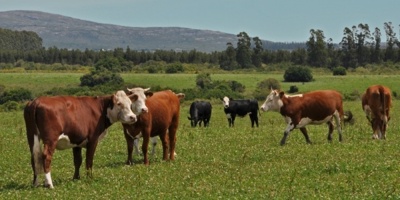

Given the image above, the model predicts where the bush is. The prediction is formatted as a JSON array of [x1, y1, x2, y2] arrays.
[[288, 85, 299, 93], [333, 67, 347, 76], [165, 63, 184, 73], [80, 70, 124, 87], [253, 78, 281, 100], [0, 88, 32, 104], [283, 66, 313, 82], [1, 101, 20, 111]]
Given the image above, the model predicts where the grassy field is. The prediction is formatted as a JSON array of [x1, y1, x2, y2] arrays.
[[1, 72, 400, 199], [1, 72, 400, 98]]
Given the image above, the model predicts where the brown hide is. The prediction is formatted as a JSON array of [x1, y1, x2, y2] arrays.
[[280, 90, 344, 123], [278, 90, 343, 145], [24, 92, 135, 188], [362, 85, 392, 139], [123, 90, 181, 165]]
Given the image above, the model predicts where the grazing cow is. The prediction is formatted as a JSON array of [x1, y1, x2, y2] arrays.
[[221, 96, 259, 127], [122, 88, 184, 165], [362, 85, 392, 139], [23, 91, 141, 189], [260, 90, 344, 145], [187, 101, 212, 127]]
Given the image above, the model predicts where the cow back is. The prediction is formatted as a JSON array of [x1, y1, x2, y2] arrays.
[[227, 99, 259, 116], [29, 96, 111, 142], [281, 90, 343, 120]]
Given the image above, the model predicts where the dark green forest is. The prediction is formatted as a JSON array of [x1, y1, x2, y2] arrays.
[[1, 22, 400, 72]]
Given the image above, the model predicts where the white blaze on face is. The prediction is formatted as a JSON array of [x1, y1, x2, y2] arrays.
[[261, 90, 282, 112], [127, 87, 150, 115], [222, 96, 230, 108], [108, 90, 137, 124]]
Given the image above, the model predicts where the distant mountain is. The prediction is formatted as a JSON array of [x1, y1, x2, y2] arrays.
[[0, 10, 305, 52]]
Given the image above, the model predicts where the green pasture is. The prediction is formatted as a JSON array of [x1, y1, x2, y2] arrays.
[[1, 72, 399, 98], [1, 72, 400, 199]]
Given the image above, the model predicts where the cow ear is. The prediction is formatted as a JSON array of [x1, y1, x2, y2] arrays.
[[279, 91, 285, 98], [145, 91, 153, 98]]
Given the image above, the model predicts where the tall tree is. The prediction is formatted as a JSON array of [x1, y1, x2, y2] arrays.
[[236, 32, 252, 68], [355, 23, 372, 66], [252, 37, 263, 67], [306, 29, 328, 67], [371, 27, 382, 63], [383, 22, 398, 62], [340, 26, 357, 68]]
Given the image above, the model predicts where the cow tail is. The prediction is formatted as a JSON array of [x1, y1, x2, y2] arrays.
[[24, 101, 44, 174], [379, 87, 388, 124]]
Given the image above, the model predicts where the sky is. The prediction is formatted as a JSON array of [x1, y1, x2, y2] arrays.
[[0, 0, 399, 43]]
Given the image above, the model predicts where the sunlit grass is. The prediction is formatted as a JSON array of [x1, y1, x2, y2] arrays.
[[1, 73, 400, 198]]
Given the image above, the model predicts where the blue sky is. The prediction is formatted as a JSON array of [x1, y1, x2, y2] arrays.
[[1, 0, 399, 43]]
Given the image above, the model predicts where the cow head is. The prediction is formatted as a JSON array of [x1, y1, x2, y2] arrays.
[[126, 87, 151, 115], [107, 90, 137, 124], [221, 96, 231, 109], [260, 90, 284, 112]]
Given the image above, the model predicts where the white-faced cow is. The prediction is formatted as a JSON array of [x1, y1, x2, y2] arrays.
[[261, 90, 344, 145], [23, 90, 141, 189], [122, 88, 184, 165], [221, 96, 259, 127], [188, 101, 212, 127], [362, 85, 392, 139]]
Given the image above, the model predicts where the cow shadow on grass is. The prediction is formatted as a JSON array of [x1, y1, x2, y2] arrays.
[[0, 181, 33, 191]]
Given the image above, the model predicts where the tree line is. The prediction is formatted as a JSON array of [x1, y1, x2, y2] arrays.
[[0, 22, 399, 71]]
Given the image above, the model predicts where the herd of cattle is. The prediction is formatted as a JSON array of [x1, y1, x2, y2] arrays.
[[23, 84, 392, 188]]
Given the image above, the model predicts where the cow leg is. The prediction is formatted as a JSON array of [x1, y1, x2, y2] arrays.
[[159, 133, 169, 160], [168, 125, 178, 161], [85, 140, 99, 178], [72, 147, 82, 180], [327, 122, 334, 142], [379, 119, 387, 139], [280, 123, 295, 145], [333, 113, 343, 142], [371, 118, 380, 139], [231, 115, 236, 127], [300, 127, 312, 144], [123, 128, 139, 165], [141, 132, 150, 165], [133, 138, 141, 156], [29, 134, 43, 187], [42, 143, 56, 189], [150, 137, 158, 156], [250, 113, 259, 127]]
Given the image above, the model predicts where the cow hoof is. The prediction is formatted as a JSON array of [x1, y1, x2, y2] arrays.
[[125, 160, 133, 165]]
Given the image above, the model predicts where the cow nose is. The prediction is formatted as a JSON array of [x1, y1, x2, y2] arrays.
[[142, 108, 148, 113], [130, 115, 137, 123]]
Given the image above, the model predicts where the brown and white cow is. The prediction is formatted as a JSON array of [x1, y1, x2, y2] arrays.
[[122, 88, 184, 165], [261, 90, 344, 145], [362, 85, 392, 139], [23, 90, 144, 189]]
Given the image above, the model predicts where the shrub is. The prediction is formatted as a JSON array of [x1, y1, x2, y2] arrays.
[[165, 63, 184, 74], [80, 70, 124, 87], [283, 66, 313, 82], [333, 67, 347, 76], [1, 101, 20, 111], [253, 78, 281, 100], [288, 85, 299, 93], [0, 88, 32, 104]]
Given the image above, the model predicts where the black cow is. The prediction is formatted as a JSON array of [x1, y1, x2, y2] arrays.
[[221, 96, 259, 127], [187, 101, 212, 127]]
